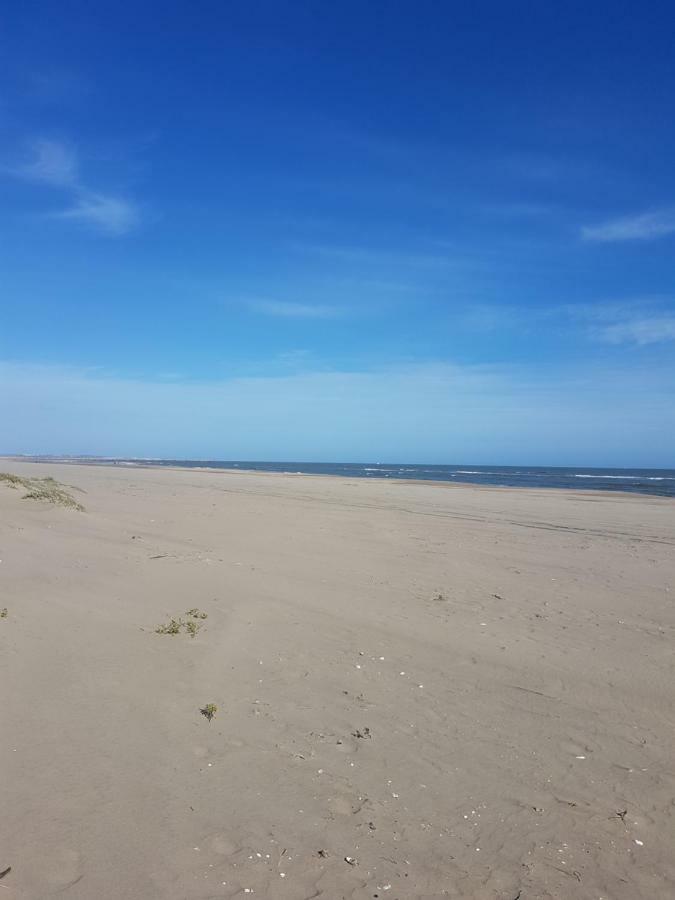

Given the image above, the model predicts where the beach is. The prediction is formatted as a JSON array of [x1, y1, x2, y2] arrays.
[[1, 460, 674, 899]]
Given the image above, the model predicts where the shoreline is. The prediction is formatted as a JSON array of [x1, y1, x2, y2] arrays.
[[2, 455, 673, 502]]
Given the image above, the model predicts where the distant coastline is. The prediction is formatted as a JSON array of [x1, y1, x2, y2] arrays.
[[5, 456, 675, 497]]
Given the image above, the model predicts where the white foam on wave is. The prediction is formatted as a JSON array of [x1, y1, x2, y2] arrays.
[[454, 470, 512, 476]]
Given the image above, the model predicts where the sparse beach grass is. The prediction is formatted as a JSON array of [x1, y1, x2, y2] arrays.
[[155, 617, 184, 635], [155, 608, 208, 638], [0, 473, 85, 511]]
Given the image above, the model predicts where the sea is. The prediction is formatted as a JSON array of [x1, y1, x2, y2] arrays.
[[106, 460, 675, 498]]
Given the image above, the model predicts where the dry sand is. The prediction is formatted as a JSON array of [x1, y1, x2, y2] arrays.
[[1, 461, 674, 899]]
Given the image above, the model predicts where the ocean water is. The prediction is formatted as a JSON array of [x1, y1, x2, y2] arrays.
[[122, 460, 675, 497]]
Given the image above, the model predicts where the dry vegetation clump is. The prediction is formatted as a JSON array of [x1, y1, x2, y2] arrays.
[[0, 473, 85, 511], [155, 608, 208, 638], [155, 617, 184, 635], [200, 703, 217, 722]]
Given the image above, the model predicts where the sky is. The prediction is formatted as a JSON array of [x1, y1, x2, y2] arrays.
[[1, 1, 674, 465]]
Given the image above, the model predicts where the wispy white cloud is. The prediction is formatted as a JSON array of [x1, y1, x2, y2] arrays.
[[594, 315, 675, 346], [53, 191, 140, 236], [446, 299, 675, 348], [581, 209, 675, 242], [2, 138, 140, 235], [293, 242, 455, 269], [559, 301, 675, 345], [6, 138, 78, 187], [250, 300, 342, 318]]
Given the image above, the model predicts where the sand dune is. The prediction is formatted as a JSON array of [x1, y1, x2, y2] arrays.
[[1, 461, 674, 899]]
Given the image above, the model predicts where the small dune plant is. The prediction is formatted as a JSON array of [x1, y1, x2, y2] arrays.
[[0, 474, 23, 487], [201, 703, 218, 722], [0, 473, 85, 511], [155, 617, 183, 635], [155, 608, 208, 638]]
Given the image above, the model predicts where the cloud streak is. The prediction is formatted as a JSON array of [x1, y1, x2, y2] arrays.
[[595, 315, 675, 346], [2, 138, 140, 235], [581, 209, 675, 242], [293, 242, 455, 269], [250, 300, 342, 318], [454, 300, 675, 348], [7, 138, 79, 187], [53, 191, 140, 236], [559, 301, 675, 345]]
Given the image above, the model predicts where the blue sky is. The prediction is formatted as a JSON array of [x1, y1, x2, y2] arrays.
[[2, 1, 674, 465]]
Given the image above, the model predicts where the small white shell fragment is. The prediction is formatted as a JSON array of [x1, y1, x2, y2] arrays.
[[634, 839, 644, 846], [575, 756, 586, 760]]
